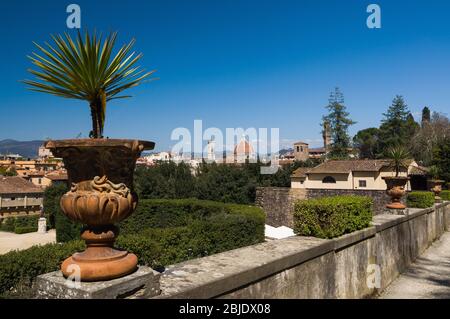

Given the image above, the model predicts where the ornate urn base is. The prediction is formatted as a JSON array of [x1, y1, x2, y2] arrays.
[[428, 179, 445, 203], [45, 139, 154, 282], [383, 176, 409, 209]]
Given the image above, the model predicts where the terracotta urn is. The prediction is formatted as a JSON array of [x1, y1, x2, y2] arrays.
[[427, 179, 445, 203], [382, 176, 409, 209], [45, 139, 154, 282]]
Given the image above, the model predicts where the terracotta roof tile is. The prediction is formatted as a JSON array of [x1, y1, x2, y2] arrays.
[[307, 159, 393, 174], [0, 176, 44, 194], [291, 167, 310, 178]]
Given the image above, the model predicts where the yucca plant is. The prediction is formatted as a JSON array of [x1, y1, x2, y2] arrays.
[[386, 145, 410, 177], [23, 30, 155, 138]]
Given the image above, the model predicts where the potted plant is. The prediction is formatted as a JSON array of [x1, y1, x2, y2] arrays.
[[382, 146, 410, 209], [427, 166, 445, 203], [24, 31, 156, 281]]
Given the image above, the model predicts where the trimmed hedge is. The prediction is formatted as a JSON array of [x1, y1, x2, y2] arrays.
[[0, 215, 39, 234], [0, 199, 265, 298], [293, 195, 373, 239], [407, 191, 435, 208], [441, 190, 450, 201], [0, 241, 84, 298], [118, 199, 265, 267]]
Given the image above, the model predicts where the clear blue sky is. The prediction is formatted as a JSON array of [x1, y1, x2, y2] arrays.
[[1, 0, 449, 150]]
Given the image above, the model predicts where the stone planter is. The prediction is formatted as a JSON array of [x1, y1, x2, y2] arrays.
[[427, 179, 445, 203], [45, 139, 154, 282], [382, 176, 409, 209]]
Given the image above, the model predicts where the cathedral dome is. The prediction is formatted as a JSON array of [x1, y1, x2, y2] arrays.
[[234, 139, 254, 156]]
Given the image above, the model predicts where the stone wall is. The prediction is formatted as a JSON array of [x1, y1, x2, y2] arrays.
[[256, 187, 401, 228], [154, 202, 450, 299], [255, 187, 306, 227]]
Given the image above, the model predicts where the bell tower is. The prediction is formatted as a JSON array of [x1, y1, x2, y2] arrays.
[[323, 121, 332, 153]]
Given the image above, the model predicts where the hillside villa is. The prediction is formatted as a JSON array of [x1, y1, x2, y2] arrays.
[[291, 159, 429, 191]]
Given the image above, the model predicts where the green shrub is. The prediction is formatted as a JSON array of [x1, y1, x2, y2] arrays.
[[441, 190, 450, 201], [0, 215, 39, 233], [43, 184, 83, 242], [0, 218, 15, 232], [14, 226, 37, 234], [117, 199, 265, 267], [0, 241, 84, 298], [407, 191, 435, 208], [55, 208, 82, 243], [293, 195, 373, 239]]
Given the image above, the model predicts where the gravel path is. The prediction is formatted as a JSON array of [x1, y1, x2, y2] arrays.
[[379, 231, 450, 299], [0, 230, 56, 255]]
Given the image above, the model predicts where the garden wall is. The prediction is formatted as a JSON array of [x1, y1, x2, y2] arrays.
[[256, 187, 398, 227], [153, 201, 450, 299]]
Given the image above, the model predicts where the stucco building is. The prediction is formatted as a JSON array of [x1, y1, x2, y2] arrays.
[[0, 176, 44, 219], [291, 159, 422, 191]]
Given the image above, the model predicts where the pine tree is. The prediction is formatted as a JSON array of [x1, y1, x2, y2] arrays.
[[322, 88, 355, 159], [378, 95, 411, 156], [421, 106, 431, 127]]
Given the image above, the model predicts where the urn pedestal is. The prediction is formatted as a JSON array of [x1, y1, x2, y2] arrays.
[[45, 139, 154, 282], [428, 179, 445, 203], [382, 176, 409, 210]]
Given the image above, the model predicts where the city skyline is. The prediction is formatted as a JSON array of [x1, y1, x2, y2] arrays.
[[1, 1, 450, 150]]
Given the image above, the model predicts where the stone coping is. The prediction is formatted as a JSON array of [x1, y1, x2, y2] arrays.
[[333, 226, 376, 251], [155, 202, 449, 299], [156, 236, 333, 299]]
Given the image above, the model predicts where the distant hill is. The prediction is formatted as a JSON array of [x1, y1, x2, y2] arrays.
[[278, 148, 293, 156], [0, 139, 44, 159]]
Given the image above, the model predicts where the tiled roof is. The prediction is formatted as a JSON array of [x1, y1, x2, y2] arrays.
[[293, 141, 308, 145], [309, 147, 326, 153], [0, 176, 44, 194], [45, 171, 68, 181], [409, 166, 429, 176], [291, 167, 310, 178], [307, 159, 395, 174]]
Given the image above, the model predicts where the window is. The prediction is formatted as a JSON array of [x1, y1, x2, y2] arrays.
[[359, 180, 367, 188], [296, 146, 300, 152], [300, 146, 304, 152], [322, 176, 336, 184]]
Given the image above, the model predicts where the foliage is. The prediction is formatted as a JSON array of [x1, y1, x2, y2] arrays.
[[0, 241, 84, 298], [293, 195, 373, 239], [0, 215, 39, 233], [118, 206, 265, 268], [322, 88, 355, 159], [0, 200, 265, 297], [23, 30, 155, 138], [134, 161, 197, 200], [432, 137, 450, 183], [44, 184, 82, 242], [14, 227, 38, 235], [0, 218, 15, 232], [378, 96, 417, 157], [353, 127, 380, 159], [421, 107, 431, 126], [411, 112, 450, 166], [0, 167, 17, 176], [43, 183, 67, 229], [134, 160, 316, 205], [406, 192, 435, 208], [441, 190, 450, 201], [386, 146, 410, 177]]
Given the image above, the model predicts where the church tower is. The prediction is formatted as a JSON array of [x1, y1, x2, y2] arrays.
[[323, 121, 332, 154], [207, 139, 216, 162]]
